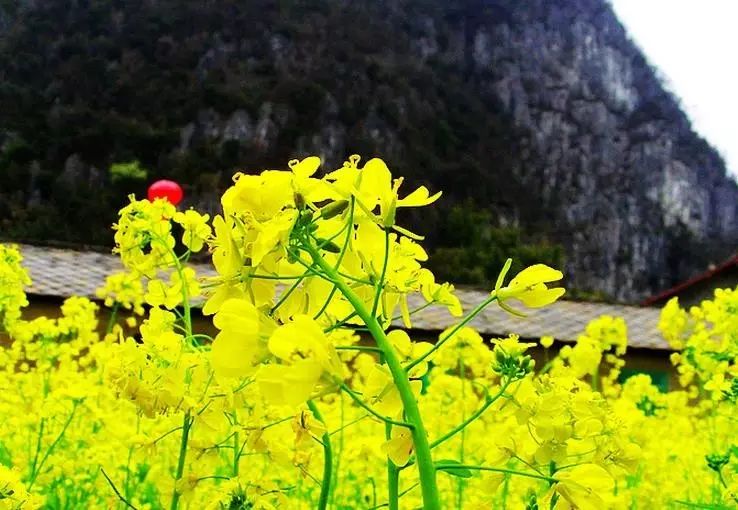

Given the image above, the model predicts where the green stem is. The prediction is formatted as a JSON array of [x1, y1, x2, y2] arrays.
[[718, 470, 738, 503], [500, 471, 510, 508], [429, 380, 512, 450], [591, 364, 600, 392], [389, 302, 434, 323], [29, 402, 79, 489], [338, 382, 412, 428], [28, 418, 45, 483], [673, 500, 735, 509], [323, 311, 359, 333], [101, 468, 139, 510], [123, 415, 141, 501], [334, 345, 382, 353], [307, 244, 441, 510], [169, 412, 192, 510], [270, 266, 312, 314], [371, 230, 391, 317], [313, 198, 355, 322], [368, 483, 421, 509], [329, 415, 367, 436], [308, 400, 332, 510], [405, 293, 498, 372], [438, 464, 557, 484], [329, 395, 346, 508], [151, 235, 197, 510], [232, 425, 239, 477], [386, 422, 399, 510], [105, 302, 120, 335], [152, 426, 184, 445]]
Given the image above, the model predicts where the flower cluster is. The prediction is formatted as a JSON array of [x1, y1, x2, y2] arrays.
[[0, 244, 31, 330], [661, 292, 738, 400]]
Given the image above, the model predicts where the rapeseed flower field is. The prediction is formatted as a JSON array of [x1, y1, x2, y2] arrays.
[[0, 156, 736, 509]]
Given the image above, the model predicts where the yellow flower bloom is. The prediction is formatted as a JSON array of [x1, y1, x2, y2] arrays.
[[549, 463, 615, 510], [363, 363, 421, 417], [324, 156, 441, 227], [210, 298, 267, 378], [384, 426, 414, 466], [498, 263, 566, 309], [540, 335, 555, 348], [257, 360, 324, 407], [292, 409, 327, 450], [0, 244, 31, 328], [174, 209, 212, 252]]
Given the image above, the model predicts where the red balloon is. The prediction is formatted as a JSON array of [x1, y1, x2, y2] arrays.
[[148, 179, 184, 205]]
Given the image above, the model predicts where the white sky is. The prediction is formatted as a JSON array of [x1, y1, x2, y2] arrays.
[[610, 0, 738, 177]]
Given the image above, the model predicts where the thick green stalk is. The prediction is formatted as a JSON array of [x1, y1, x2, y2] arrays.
[[386, 422, 400, 510], [307, 400, 333, 510], [306, 245, 441, 510]]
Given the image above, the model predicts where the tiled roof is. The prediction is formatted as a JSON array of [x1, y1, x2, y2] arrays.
[[13, 243, 669, 351], [403, 289, 667, 350]]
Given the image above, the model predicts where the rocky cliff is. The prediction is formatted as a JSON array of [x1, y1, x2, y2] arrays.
[[0, 0, 735, 301]]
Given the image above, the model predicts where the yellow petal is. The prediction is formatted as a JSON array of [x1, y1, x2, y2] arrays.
[[290, 156, 321, 178], [384, 427, 414, 466], [397, 186, 442, 207], [518, 286, 566, 308], [387, 330, 413, 358], [211, 331, 257, 378], [213, 298, 259, 332], [509, 264, 564, 287], [554, 464, 615, 510]]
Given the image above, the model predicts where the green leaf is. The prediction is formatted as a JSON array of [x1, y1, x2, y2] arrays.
[[435, 459, 473, 478]]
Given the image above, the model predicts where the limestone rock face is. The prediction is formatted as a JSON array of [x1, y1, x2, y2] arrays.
[[1, 0, 736, 300], [449, 0, 738, 300]]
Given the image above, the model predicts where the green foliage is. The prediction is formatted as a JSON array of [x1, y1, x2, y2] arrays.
[[427, 201, 564, 288], [109, 161, 147, 183], [0, 0, 531, 251]]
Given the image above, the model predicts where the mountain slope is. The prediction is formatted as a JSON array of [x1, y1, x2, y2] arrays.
[[0, 0, 735, 301]]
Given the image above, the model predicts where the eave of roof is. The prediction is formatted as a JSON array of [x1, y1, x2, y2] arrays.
[[642, 254, 738, 306], [12, 243, 670, 351]]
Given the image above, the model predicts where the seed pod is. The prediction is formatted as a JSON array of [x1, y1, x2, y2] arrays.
[[316, 238, 342, 253], [320, 200, 349, 220]]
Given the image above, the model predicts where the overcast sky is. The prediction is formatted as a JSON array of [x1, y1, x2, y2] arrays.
[[610, 0, 738, 178]]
